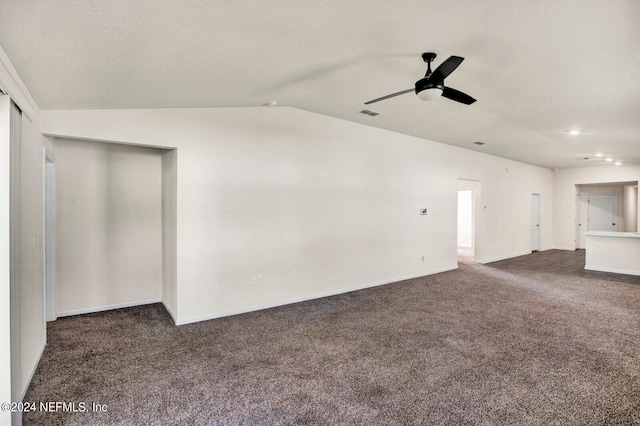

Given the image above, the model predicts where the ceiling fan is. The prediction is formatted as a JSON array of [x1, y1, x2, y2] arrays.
[[364, 52, 476, 105]]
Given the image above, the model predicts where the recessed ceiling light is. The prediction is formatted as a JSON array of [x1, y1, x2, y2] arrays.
[[615, 161, 622, 166], [595, 153, 603, 157], [568, 130, 581, 135]]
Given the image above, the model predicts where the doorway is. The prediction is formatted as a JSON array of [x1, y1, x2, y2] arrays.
[[458, 189, 473, 261], [531, 193, 540, 251], [457, 179, 480, 264]]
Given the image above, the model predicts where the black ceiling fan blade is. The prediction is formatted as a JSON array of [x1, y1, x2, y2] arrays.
[[364, 88, 414, 105], [442, 87, 476, 105], [429, 56, 464, 83]]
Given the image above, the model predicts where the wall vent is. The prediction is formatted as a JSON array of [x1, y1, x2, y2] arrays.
[[359, 109, 379, 117]]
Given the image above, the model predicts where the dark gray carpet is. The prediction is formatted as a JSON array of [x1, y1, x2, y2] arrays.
[[23, 250, 640, 425]]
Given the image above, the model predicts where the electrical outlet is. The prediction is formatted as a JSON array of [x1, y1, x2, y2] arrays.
[[421, 256, 424, 261], [251, 275, 257, 285], [257, 274, 263, 284]]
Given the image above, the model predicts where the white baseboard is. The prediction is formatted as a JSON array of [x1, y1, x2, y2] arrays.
[[553, 246, 579, 251], [175, 266, 458, 326], [585, 265, 640, 276], [477, 250, 532, 264], [57, 298, 162, 318]]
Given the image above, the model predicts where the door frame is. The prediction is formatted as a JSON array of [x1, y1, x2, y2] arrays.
[[43, 147, 56, 322], [575, 191, 581, 249]]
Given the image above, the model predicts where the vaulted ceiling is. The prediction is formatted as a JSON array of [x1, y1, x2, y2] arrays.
[[1, 0, 639, 170]]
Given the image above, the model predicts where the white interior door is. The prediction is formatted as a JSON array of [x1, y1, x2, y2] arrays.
[[588, 194, 618, 232], [531, 194, 540, 251]]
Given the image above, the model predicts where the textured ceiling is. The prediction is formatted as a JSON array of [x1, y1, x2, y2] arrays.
[[1, 0, 639, 170]]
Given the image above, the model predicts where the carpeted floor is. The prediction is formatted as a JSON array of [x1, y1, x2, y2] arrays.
[[23, 250, 640, 425]]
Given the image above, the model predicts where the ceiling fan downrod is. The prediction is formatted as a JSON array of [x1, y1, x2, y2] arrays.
[[422, 52, 436, 78]]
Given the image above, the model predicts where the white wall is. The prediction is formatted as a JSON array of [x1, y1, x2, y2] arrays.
[[162, 148, 178, 320], [624, 185, 638, 232], [41, 107, 554, 325], [54, 138, 163, 316], [554, 166, 640, 250], [585, 233, 640, 276]]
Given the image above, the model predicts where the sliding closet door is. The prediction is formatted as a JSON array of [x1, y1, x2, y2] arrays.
[[0, 95, 12, 426], [9, 99, 22, 406]]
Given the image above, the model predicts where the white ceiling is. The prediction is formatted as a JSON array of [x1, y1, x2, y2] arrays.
[[1, 0, 639, 170]]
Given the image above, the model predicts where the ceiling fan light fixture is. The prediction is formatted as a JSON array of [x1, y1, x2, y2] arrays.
[[414, 77, 444, 101], [416, 87, 443, 101]]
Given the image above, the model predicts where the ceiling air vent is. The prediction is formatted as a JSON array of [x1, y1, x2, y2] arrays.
[[359, 109, 379, 117], [473, 141, 485, 145]]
